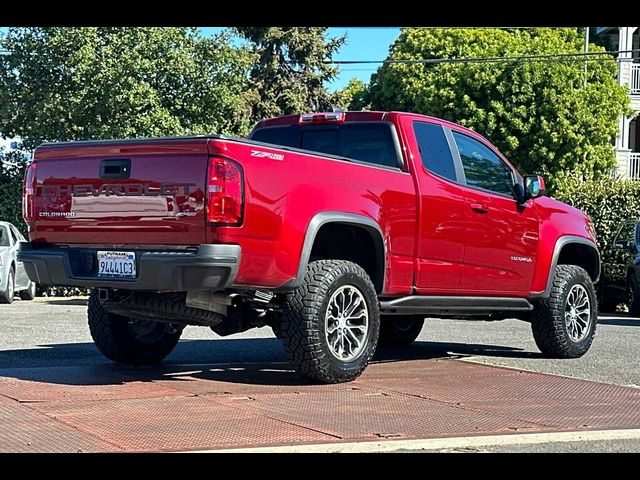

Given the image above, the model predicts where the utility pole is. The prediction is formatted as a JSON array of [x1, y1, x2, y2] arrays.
[[584, 27, 590, 87]]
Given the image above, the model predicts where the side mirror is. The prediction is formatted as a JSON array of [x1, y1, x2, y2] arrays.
[[513, 182, 527, 205], [614, 239, 637, 253], [525, 175, 546, 200], [614, 240, 629, 250]]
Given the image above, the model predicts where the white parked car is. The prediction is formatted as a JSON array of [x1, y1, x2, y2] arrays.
[[0, 221, 36, 303]]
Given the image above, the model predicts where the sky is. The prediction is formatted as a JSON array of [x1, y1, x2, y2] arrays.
[[325, 27, 400, 90], [199, 27, 400, 91], [0, 27, 400, 91]]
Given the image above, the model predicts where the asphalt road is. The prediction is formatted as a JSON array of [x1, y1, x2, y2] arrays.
[[1, 296, 638, 387], [1, 296, 639, 453]]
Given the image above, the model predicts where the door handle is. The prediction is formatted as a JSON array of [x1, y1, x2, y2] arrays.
[[470, 202, 489, 213]]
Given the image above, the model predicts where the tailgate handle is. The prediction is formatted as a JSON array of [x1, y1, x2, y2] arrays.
[[100, 159, 131, 179]]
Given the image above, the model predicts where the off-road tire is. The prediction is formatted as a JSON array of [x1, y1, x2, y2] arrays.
[[278, 260, 380, 384], [0, 267, 15, 304], [628, 274, 640, 317], [531, 265, 597, 358], [88, 290, 182, 365], [19, 281, 36, 301], [379, 315, 424, 347], [102, 292, 223, 327]]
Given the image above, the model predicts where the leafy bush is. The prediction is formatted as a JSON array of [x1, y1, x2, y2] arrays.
[[38, 286, 90, 297], [553, 174, 640, 286]]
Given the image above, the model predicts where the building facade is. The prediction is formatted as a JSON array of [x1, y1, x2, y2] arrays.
[[597, 27, 640, 179]]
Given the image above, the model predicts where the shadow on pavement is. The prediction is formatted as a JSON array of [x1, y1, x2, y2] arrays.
[[40, 298, 89, 306], [0, 337, 530, 387]]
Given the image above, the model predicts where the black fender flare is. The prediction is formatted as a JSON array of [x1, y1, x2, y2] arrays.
[[285, 212, 386, 292], [531, 235, 600, 299]]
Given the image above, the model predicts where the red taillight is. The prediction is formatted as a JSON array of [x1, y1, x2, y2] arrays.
[[206, 157, 243, 225], [22, 162, 37, 224], [299, 112, 345, 124]]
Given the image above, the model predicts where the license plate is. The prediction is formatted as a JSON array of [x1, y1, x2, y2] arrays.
[[97, 251, 136, 278]]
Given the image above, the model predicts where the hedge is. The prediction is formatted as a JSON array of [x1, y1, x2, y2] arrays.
[[553, 174, 640, 288]]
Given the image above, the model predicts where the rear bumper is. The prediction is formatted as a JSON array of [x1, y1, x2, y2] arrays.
[[18, 243, 240, 292]]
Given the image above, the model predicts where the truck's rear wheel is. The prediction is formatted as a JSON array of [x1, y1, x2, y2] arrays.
[[531, 265, 597, 358], [88, 290, 182, 365], [279, 260, 380, 384], [379, 316, 424, 347]]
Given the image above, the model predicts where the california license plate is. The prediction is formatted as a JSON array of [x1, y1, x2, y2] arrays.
[[97, 251, 136, 278]]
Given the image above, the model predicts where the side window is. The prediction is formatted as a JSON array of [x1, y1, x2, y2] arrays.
[[0, 227, 9, 247], [413, 122, 457, 182], [617, 221, 636, 245], [11, 226, 25, 242], [8, 227, 19, 246], [453, 132, 514, 196]]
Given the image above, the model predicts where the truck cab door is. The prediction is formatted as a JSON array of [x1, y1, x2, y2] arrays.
[[450, 130, 539, 294], [401, 118, 467, 293]]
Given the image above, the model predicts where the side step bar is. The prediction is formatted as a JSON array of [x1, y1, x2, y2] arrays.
[[379, 296, 533, 316]]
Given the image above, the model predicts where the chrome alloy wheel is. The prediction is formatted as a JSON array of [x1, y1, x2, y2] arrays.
[[565, 284, 591, 342], [325, 285, 369, 362]]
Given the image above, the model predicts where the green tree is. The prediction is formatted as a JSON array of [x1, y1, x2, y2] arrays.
[[367, 28, 630, 185], [235, 27, 344, 123], [0, 150, 28, 235], [332, 78, 371, 110], [0, 27, 252, 148]]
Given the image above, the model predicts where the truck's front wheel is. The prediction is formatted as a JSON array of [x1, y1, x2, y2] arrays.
[[279, 260, 380, 384], [88, 290, 182, 365], [531, 265, 597, 358]]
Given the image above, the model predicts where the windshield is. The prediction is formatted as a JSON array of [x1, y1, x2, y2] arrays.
[[250, 123, 399, 169]]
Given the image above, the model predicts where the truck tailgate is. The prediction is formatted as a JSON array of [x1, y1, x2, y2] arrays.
[[30, 138, 210, 246]]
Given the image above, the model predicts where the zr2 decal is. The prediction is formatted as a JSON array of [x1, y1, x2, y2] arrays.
[[251, 149, 285, 161]]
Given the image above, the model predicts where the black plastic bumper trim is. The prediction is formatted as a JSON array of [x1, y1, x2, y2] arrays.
[[18, 243, 240, 292]]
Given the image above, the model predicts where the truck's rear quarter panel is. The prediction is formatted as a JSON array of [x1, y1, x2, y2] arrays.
[[207, 139, 417, 293]]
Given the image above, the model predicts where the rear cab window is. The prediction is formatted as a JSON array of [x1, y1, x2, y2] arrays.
[[250, 123, 400, 169]]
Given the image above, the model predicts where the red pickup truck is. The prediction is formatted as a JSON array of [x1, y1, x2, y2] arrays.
[[19, 111, 600, 383]]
